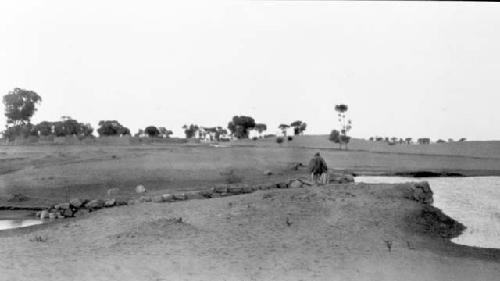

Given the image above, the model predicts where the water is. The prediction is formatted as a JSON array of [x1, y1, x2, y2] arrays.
[[0, 219, 43, 231], [356, 176, 500, 249]]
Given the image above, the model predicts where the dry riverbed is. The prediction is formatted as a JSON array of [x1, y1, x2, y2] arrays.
[[0, 182, 499, 281]]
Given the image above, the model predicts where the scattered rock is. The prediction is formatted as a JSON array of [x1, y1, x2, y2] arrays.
[[85, 199, 105, 210], [152, 195, 164, 203], [173, 193, 186, 201], [135, 185, 146, 194], [276, 182, 288, 189], [214, 185, 228, 193], [298, 179, 314, 186], [328, 173, 355, 184], [61, 208, 74, 217], [139, 196, 152, 203], [198, 189, 214, 198], [48, 213, 57, 220], [228, 185, 244, 195], [242, 185, 254, 193], [161, 194, 174, 202], [69, 198, 86, 209], [289, 180, 303, 188], [185, 191, 205, 200], [74, 209, 90, 217], [104, 199, 116, 207]]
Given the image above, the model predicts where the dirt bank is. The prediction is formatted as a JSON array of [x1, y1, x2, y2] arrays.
[[0, 182, 499, 281]]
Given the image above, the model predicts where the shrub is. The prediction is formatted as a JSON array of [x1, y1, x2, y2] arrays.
[[287, 136, 293, 141], [276, 137, 284, 144]]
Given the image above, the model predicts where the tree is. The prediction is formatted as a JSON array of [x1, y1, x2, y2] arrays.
[[35, 121, 53, 136], [3, 88, 42, 126], [405, 138, 412, 144], [278, 124, 290, 137], [183, 124, 199, 138], [145, 126, 160, 137], [334, 104, 352, 150], [254, 123, 267, 135], [290, 120, 307, 135], [97, 120, 129, 137], [227, 116, 256, 139], [329, 130, 342, 149]]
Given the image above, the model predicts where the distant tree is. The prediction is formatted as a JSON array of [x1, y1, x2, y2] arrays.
[[437, 139, 446, 143], [329, 129, 342, 149], [459, 138, 467, 142], [448, 138, 454, 143], [278, 124, 290, 137], [276, 136, 284, 144], [145, 126, 160, 137], [334, 104, 352, 150], [158, 127, 173, 138], [227, 116, 256, 139], [183, 124, 199, 138], [405, 138, 412, 144], [97, 120, 129, 137], [35, 121, 53, 136], [80, 123, 94, 137], [376, 137, 384, 142], [3, 88, 42, 126], [369, 137, 374, 141], [254, 123, 267, 135], [290, 120, 307, 135]]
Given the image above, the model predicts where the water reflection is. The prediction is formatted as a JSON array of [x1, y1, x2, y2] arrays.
[[0, 219, 43, 230]]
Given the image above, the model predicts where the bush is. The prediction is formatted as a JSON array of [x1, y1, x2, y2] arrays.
[[252, 137, 258, 141], [287, 136, 293, 141], [276, 137, 284, 144]]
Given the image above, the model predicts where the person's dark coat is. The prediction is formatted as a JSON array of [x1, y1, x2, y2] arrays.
[[309, 155, 328, 175]]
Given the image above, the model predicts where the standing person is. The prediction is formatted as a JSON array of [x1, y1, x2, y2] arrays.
[[309, 152, 328, 184]]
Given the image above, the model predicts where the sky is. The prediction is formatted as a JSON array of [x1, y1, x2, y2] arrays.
[[1, 0, 499, 140]]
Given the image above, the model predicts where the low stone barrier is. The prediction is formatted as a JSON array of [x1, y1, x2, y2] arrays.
[[34, 174, 355, 220]]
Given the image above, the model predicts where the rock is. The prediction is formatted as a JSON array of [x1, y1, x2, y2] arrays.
[[85, 199, 105, 210], [69, 198, 85, 209], [264, 170, 273, 176], [74, 208, 90, 217], [214, 184, 228, 193], [152, 195, 164, 203], [228, 185, 244, 195], [198, 189, 214, 198], [328, 173, 355, 184], [40, 210, 49, 219], [127, 199, 137, 205], [48, 212, 57, 220], [58, 203, 71, 210], [161, 194, 174, 202], [115, 199, 128, 206], [242, 185, 254, 193], [289, 180, 303, 188], [173, 193, 186, 201], [61, 208, 74, 217], [139, 196, 152, 203], [104, 199, 116, 207], [185, 191, 205, 200], [135, 185, 146, 194], [210, 193, 222, 198], [276, 182, 288, 189], [107, 188, 120, 197]]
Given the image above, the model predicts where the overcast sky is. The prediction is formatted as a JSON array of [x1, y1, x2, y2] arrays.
[[1, 1, 499, 140]]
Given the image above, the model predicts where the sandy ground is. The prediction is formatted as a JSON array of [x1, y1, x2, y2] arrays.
[[1, 183, 499, 281]]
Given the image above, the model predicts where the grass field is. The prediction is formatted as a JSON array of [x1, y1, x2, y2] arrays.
[[1, 135, 500, 207]]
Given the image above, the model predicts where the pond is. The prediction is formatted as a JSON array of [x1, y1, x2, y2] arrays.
[[356, 176, 500, 249]]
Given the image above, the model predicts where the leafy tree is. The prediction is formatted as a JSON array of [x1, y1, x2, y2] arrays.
[[227, 116, 256, 139], [405, 138, 412, 144], [183, 124, 199, 138], [334, 104, 352, 150], [158, 127, 173, 138], [290, 120, 307, 135], [145, 126, 160, 137], [329, 130, 341, 149], [459, 138, 467, 142], [35, 121, 53, 136], [3, 88, 42, 126], [278, 124, 290, 137], [97, 120, 129, 136], [254, 123, 267, 134]]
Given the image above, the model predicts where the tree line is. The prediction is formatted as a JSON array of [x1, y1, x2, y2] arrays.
[[2, 88, 313, 141]]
